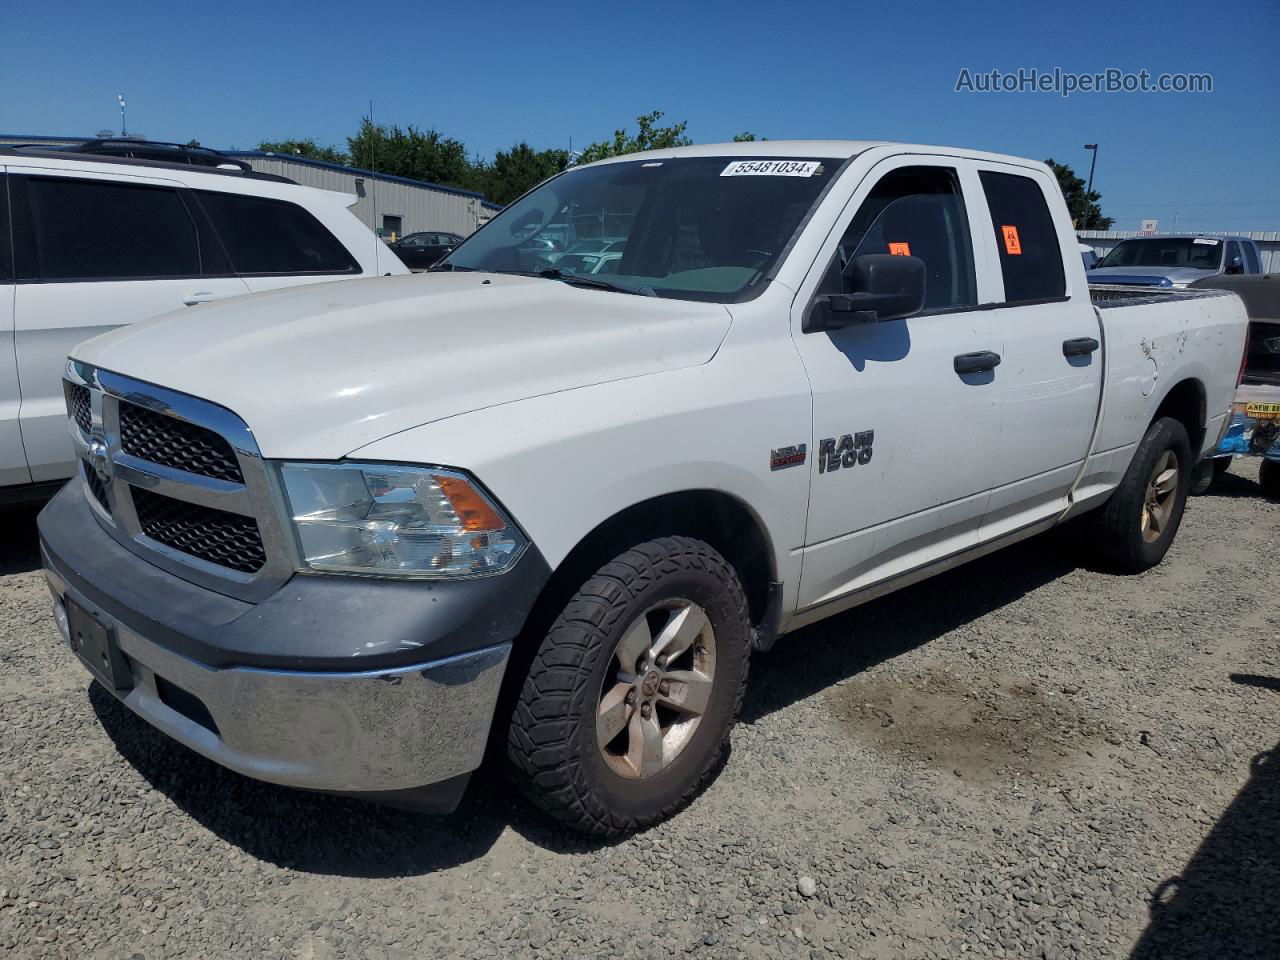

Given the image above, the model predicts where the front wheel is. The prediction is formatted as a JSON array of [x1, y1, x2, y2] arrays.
[[506, 536, 751, 836], [1086, 417, 1192, 573]]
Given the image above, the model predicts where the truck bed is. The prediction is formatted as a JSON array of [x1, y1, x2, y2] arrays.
[[1089, 285, 1237, 308]]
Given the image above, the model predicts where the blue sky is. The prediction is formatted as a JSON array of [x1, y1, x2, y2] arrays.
[[3, 0, 1277, 231]]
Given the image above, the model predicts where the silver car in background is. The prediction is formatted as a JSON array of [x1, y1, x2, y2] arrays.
[[1088, 234, 1263, 288]]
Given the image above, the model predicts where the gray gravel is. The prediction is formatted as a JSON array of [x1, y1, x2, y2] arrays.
[[2, 461, 1277, 960]]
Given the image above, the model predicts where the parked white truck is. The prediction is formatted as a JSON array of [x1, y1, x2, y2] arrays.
[[39, 141, 1248, 835]]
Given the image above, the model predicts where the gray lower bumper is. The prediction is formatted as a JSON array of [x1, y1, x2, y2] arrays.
[[46, 562, 509, 798]]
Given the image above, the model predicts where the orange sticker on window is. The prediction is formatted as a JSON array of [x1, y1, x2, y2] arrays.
[[1001, 225, 1022, 255], [887, 242, 911, 256]]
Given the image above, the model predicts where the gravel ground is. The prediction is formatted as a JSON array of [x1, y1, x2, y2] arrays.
[[1, 462, 1277, 960]]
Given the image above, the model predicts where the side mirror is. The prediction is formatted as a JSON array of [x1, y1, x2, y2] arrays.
[[1226, 256, 1244, 275], [807, 254, 927, 331]]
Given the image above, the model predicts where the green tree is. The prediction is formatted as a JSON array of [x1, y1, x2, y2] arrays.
[[477, 142, 569, 205], [732, 132, 763, 142], [1045, 158, 1113, 230], [576, 110, 692, 164], [257, 138, 349, 164], [347, 119, 471, 188]]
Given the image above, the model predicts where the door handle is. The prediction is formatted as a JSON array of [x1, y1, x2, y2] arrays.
[[1063, 336, 1100, 357], [183, 292, 219, 306], [953, 351, 1002, 374]]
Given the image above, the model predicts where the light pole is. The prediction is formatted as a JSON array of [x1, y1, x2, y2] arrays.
[[1083, 143, 1098, 227], [117, 95, 127, 137]]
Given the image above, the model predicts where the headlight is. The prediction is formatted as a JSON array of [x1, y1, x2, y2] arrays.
[[279, 462, 526, 578]]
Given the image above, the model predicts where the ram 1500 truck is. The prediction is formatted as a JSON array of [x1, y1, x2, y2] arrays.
[[38, 141, 1248, 836]]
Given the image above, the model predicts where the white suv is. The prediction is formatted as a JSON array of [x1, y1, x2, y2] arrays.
[[0, 147, 406, 498]]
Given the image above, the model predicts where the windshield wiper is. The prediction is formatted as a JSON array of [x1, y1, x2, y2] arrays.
[[535, 268, 656, 297], [425, 262, 477, 272]]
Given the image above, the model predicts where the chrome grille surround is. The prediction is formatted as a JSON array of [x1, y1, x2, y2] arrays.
[[64, 360, 296, 602]]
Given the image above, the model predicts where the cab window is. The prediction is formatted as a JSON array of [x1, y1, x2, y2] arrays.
[[1225, 241, 1242, 275], [823, 166, 976, 313], [979, 171, 1066, 303]]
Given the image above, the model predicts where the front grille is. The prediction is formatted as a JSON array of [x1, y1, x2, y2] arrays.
[[132, 487, 266, 573], [66, 382, 92, 436], [82, 462, 110, 513], [119, 402, 244, 484]]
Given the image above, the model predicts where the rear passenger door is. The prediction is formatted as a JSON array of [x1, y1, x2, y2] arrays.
[[10, 171, 251, 482], [971, 164, 1102, 540], [191, 190, 361, 292]]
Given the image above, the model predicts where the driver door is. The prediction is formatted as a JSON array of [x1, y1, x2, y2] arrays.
[[791, 157, 1004, 611]]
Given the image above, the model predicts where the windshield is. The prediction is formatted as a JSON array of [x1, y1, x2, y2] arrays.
[[1097, 237, 1223, 270], [441, 156, 840, 301]]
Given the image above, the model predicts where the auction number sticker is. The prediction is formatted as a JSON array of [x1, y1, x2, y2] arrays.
[[721, 160, 823, 177], [1193, 238, 1221, 245]]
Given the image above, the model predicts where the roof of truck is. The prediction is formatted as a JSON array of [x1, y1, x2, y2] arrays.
[[584, 140, 1046, 168]]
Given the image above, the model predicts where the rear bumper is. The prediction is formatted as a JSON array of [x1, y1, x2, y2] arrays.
[[39, 482, 548, 808]]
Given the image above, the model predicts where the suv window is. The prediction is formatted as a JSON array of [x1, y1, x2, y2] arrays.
[[978, 171, 1066, 303], [829, 166, 976, 312], [1242, 241, 1261, 274], [0, 177, 12, 281], [22, 177, 200, 280], [195, 191, 358, 275]]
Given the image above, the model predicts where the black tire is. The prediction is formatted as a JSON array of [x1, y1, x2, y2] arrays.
[[1261, 459, 1280, 499], [506, 536, 750, 836], [1189, 461, 1215, 496], [1189, 457, 1231, 495], [1087, 417, 1192, 573]]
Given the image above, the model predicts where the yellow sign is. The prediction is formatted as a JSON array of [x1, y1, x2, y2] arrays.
[[1245, 402, 1280, 420]]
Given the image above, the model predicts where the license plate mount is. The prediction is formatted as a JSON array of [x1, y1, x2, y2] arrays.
[[66, 598, 132, 692]]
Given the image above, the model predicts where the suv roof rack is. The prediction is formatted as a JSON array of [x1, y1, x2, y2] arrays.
[[64, 138, 254, 171], [0, 146, 295, 184]]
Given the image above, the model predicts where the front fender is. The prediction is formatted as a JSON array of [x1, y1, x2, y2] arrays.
[[350, 361, 812, 609]]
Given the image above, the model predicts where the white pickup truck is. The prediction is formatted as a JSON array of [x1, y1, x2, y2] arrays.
[[38, 141, 1248, 836]]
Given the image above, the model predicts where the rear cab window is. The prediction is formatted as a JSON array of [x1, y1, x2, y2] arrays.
[[194, 191, 358, 276], [978, 170, 1066, 304]]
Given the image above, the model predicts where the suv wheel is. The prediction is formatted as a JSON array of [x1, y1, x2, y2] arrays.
[[506, 536, 750, 836]]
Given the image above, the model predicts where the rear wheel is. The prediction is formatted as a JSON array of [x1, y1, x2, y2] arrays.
[[1261, 459, 1280, 499], [1086, 417, 1192, 572], [506, 536, 750, 836]]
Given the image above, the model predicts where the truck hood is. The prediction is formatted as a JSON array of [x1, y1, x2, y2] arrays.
[[1087, 265, 1215, 287], [74, 273, 732, 458]]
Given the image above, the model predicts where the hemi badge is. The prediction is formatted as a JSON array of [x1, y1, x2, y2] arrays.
[[770, 444, 807, 471]]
